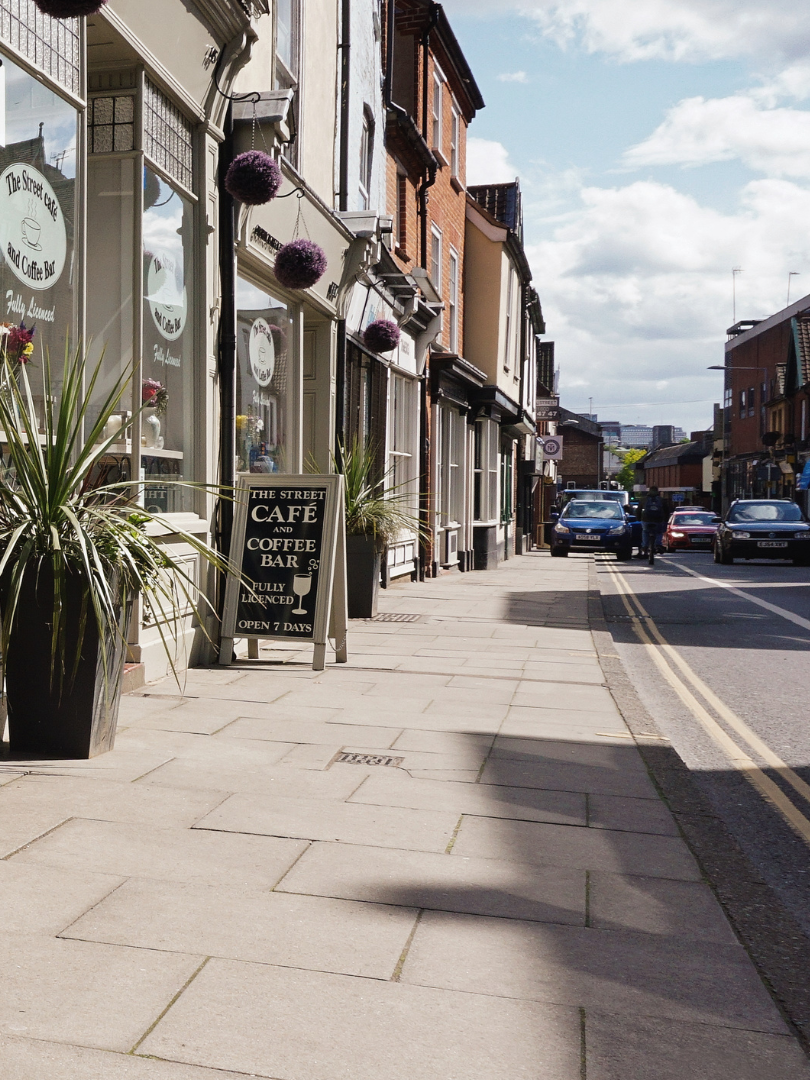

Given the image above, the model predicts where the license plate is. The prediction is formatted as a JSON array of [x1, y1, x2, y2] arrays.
[[691, 537, 711, 544], [757, 541, 787, 548], [578, 535, 602, 541]]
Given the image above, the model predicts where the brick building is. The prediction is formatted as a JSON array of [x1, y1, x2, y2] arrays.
[[723, 301, 810, 510], [382, 0, 485, 574], [556, 408, 603, 489], [642, 437, 712, 508]]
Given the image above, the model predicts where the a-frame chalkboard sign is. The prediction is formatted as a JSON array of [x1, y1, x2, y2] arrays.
[[220, 475, 348, 671]]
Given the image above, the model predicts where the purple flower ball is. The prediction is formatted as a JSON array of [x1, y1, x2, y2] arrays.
[[274, 240, 328, 290], [224, 152, 282, 206], [363, 319, 401, 353], [35, 0, 106, 15]]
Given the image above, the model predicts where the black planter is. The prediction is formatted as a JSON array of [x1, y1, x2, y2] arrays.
[[346, 534, 381, 619], [4, 569, 131, 758]]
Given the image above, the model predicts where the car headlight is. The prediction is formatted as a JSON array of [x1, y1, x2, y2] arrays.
[[606, 525, 626, 535], [795, 532, 810, 539], [670, 531, 685, 538], [732, 531, 750, 539], [555, 524, 570, 534]]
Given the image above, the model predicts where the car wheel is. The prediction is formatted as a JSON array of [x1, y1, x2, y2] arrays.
[[550, 546, 567, 558], [718, 545, 733, 565]]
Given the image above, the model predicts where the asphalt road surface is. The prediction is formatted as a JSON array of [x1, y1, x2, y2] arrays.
[[596, 550, 810, 940]]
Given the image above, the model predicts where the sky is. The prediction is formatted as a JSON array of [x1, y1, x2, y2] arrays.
[[443, 0, 810, 433]]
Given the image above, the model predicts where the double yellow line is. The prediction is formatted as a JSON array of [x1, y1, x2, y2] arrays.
[[603, 559, 810, 846]]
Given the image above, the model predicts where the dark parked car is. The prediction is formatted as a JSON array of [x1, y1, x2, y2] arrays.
[[551, 499, 633, 560], [663, 509, 720, 552], [714, 500, 810, 565]]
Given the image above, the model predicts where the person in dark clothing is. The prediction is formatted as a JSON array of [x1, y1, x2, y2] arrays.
[[636, 486, 668, 558]]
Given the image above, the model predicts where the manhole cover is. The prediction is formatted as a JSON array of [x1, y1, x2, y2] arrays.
[[335, 752, 404, 767], [372, 613, 422, 623]]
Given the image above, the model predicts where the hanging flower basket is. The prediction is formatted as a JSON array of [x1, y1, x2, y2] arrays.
[[224, 151, 282, 206], [34, 0, 106, 16], [274, 240, 328, 291], [363, 319, 400, 353]]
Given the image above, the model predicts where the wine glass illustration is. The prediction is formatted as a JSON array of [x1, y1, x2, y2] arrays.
[[291, 573, 312, 615]]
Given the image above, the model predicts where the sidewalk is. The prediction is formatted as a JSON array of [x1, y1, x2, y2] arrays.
[[0, 551, 808, 1079]]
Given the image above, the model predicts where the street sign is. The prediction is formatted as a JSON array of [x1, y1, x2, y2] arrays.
[[220, 474, 348, 671], [541, 435, 563, 460]]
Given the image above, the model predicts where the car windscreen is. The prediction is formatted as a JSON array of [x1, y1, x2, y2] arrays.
[[672, 514, 714, 526], [727, 502, 803, 523], [562, 501, 624, 520], [562, 491, 626, 504]]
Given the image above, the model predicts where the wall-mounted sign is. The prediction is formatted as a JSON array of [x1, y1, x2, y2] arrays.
[[249, 317, 276, 387], [536, 398, 559, 421], [220, 474, 348, 671], [0, 163, 67, 292], [146, 251, 187, 341], [541, 435, 563, 460]]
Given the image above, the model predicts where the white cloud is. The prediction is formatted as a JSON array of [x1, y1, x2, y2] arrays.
[[497, 71, 529, 83], [466, 137, 517, 185], [623, 95, 810, 178], [443, 0, 810, 64], [525, 177, 810, 428]]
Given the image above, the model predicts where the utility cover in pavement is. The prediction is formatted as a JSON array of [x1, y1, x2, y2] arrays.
[[372, 613, 421, 622], [336, 753, 404, 767]]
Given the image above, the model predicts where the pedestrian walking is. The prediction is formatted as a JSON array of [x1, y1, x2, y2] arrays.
[[637, 485, 667, 560]]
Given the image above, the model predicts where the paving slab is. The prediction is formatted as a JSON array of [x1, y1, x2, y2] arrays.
[[349, 772, 587, 826], [481, 753, 659, 799], [584, 1012, 810, 1079], [12, 817, 308, 888], [0, 932, 201, 1051], [0, 804, 71, 858], [194, 792, 459, 852], [276, 840, 586, 923], [0, 774, 225, 829], [0, 1037, 247, 1080], [0, 749, 174, 783], [390, 728, 495, 754], [64, 878, 417, 979], [0, 861, 123, 935], [138, 758, 365, 799], [400, 910, 785, 1033], [217, 716, 401, 746], [451, 816, 701, 880], [588, 872, 739, 941], [139, 959, 583, 1080], [587, 792, 680, 836]]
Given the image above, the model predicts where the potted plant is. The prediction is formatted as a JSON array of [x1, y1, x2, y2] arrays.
[[335, 438, 422, 619], [0, 342, 236, 759]]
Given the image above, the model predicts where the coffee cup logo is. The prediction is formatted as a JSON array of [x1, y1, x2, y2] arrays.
[[0, 164, 67, 292], [146, 251, 187, 342]]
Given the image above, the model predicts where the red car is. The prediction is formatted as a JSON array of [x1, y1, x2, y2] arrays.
[[663, 508, 720, 552]]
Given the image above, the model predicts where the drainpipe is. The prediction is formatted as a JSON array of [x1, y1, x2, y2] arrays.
[[217, 102, 236, 578], [417, 2, 440, 270], [338, 0, 350, 212]]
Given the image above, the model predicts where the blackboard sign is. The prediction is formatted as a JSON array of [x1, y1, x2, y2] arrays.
[[220, 475, 347, 670]]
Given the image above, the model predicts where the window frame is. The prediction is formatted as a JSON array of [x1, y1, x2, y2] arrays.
[[448, 247, 459, 353], [431, 66, 444, 153], [430, 225, 443, 294], [450, 105, 460, 177], [359, 107, 374, 210], [474, 418, 499, 523]]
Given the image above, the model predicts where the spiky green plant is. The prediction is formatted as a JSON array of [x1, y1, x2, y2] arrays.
[[334, 437, 423, 547], [0, 344, 237, 700]]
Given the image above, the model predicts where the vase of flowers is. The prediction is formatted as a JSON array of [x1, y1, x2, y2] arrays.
[[141, 379, 168, 450]]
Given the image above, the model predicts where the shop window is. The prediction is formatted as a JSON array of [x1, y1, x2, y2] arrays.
[[439, 405, 464, 526], [0, 0, 81, 96], [474, 418, 498, 522], [0, 51, 78, 417], [236, 275, 295, 475], [501, 446, 513, 524], [141, 168, 196, 513], [389, 373, 418, 528]]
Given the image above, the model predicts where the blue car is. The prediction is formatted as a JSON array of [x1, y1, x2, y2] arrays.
[[551, 499, 633, 560]]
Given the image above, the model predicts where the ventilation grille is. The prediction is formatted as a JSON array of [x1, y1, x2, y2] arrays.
[[372, 612, 421, 623]]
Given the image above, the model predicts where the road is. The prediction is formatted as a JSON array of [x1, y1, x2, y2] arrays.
[[596, 551, 810, 939]]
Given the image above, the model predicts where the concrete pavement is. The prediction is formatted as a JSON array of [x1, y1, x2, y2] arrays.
[[0, 551, 808, 1078]]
